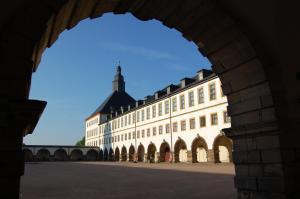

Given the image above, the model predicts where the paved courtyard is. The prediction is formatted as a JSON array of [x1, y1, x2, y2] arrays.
[[21, 162, 236, 199]]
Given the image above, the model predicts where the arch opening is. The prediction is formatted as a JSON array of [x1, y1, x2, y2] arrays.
[[147, 143, 157, 163], [54, 149, 68, 161], [115, 147, 120, 161], [191, 137, 208, 163], [121, 146, 127, 161], [70, 149, 83, 161], [213, 135, 233, 163], [159, 142, 171, 162], [104, 148, 109, 161], [99, 149, 104, 161], [109, 148, 114, 161], [174, 139, 187, 163], [128, 145, 135, 162], [36, 149, 50, 161], [23, 149, 34, 162], [86, 149, 98, 161], [137, 144, 145, 162]]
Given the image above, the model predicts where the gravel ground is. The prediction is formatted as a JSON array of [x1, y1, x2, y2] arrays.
[[21, 162, 236, 199]]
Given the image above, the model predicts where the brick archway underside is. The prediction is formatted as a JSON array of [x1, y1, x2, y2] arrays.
[[0, 0, 298, 198]]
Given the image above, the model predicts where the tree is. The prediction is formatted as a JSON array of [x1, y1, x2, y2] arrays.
[[75, 136, 85, 146]]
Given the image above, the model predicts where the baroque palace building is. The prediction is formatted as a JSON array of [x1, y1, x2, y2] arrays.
[[85, 65, 232, 163]]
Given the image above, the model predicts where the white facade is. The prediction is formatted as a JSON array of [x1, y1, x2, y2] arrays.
[[85, 71, 232, 163]]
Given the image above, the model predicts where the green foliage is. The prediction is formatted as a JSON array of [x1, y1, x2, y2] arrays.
[[75, 136, 85, 146]]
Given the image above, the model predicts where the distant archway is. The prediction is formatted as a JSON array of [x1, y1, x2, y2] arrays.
[[213, 135, 233, 163], [159, 142, 171, 162], [128, 145, 135, 162], [86, 149, 98, 161], [137, 144, 145, 162], [36, 149, 50, 161], [191, 136, 208, 163], [147, 143, 157, 163], [115, 147, 120, 161], [70, 149, 83, 161], [109, 148, 114, 161], [99, 149, 104, 161], [121, 146, 127, 161], [23, 149, 33, 162], [174, 139, 187, 163], [54, 149, 68, 161], [103, 148, 109, 161]]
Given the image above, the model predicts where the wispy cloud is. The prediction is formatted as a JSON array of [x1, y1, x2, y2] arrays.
[[102, 42, 174, 60]]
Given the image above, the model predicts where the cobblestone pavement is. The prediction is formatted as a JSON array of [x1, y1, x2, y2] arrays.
[[21, 162, 236, 199]]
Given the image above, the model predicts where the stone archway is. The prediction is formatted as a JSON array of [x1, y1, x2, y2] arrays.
[[213, 135, 233, 163], [36, 149, 50, 161], [115, 147, 120, 161], [99, 149, 104, 161], [147, 143, 157, 163], [174, 139, 188, 163], [23, 149, 34, 162], [137, 144, 145, 162], [109, 148, 114, 161], [86, 150, 98, 161], [103, 148, 109, 161], [0, 1, 296, 198], [70, 149, 83, 161], [191, 136, 208, 163], [159, 142, 171, 162], [128, 145, 135, 162], [121, 146, 127, 161], [54, 149, 68, 161]]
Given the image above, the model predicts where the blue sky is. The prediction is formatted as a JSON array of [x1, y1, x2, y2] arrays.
[[24, 13, 211, 145]]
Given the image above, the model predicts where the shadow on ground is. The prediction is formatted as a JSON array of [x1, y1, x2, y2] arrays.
[[21, 162, 236, 199]]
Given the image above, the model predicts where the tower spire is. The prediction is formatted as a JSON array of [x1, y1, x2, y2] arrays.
[[112, 64, 125, 92]]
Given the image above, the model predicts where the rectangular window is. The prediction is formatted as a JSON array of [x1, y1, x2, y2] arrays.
[[125, 133, 127, 140], [121, 117, 124, 127], [133, 113, 136, 123], [133, 131, 136, 139], [172, 122, 178, 132], [221, 85, 225, 97], [188, 91, 195, 107], [118, 135, 120, 142], [137, 130, 140, 139], [152, 127, 157, 136], [190, 118, 195, 129], [158, 103, 163, 116], [142, 130, 145, 138], [180, 95, 185, 109], [223, 111, 231, 123], [165, 123, 170, 133], [137, 111, 140, 122], [199, 116, 206, 127], [128, 114, 131, 125], [172, 97, 177, 112], [198, 87, 204, 104], [121, 134, 124, 141], [147, 128, 150, 137], [141, 109, 145, 121], [128, 132, 131, 140], [159, 125, 163, 134], [209, 83, 216, 100], [146, 107, 150, 120], [211, 113, 218, 125], [181, 120, 186, 131], [152, 105, 156, 118], [125, 116, 127, 126], [165, 100, 169, 114], [118, 119, 120, 128]]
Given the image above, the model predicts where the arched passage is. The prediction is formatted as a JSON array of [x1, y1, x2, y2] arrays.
[[128, 145, 135, 162], [213, 135, 233, 163], [99, 149, 104, 161], [159, 142, 171, 162], [54, 149, 68, 161], [137, 144, 145, 162], [121, 146, 127, 161], [36, 149, 50, 161], [109, 148, 114, 161], [103, 148, 109, 161], [23, 149, 33, 162], [0, 1, 294, 198], [191, 137, 208, 163], [70, 149, 83, 161], [174, 139, 188, 163], [115, 147, 120, 161], [147, 143, 157, 163], [86, 150, 98, 161]]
